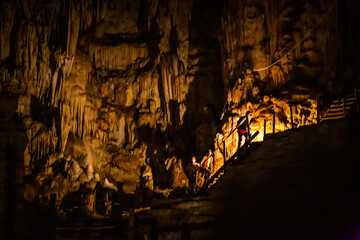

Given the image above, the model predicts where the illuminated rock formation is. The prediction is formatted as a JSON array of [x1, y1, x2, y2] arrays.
[[220, 0, 343, 90], [0, 0, 357, 215]]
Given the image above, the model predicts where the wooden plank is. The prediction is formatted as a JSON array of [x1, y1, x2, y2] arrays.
[[343, 94, 356, 98], [325, 112, 344, 117], [328, 108, 343, 112], [330, 102, 353, 108], [333, 97, 356, 104], [328, 106, 350, 112], [322, 116, 345, 121]]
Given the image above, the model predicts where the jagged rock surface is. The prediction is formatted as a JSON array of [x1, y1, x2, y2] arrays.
[[0, 0, 355, 213], [219, 0, 344, 91]]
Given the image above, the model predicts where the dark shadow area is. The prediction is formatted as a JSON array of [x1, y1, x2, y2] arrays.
[[0, 93, 27, 238], [183, 0, 225, 157], [136, 119, 360, 240], [210, 120, 360, 240], [285, 67, 319, 93]]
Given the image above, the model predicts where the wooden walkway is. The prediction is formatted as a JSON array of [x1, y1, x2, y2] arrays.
[[203, 88, 360, 192], [192, 112, 259, 193], [200, 130, 259, 193], [321, 89, 359, 122], [136, 119, 360, 239]]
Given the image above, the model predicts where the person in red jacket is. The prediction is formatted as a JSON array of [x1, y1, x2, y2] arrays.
[[237, 114, 250, 149]]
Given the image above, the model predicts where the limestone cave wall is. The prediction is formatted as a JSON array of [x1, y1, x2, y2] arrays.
[[0, 0, 225, 205], [220, 0, 344, 92], [0, 0, 357, 212]]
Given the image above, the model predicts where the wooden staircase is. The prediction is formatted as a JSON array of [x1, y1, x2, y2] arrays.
[[321, 91, 359, 122], [200, 131, 259, 193], [199, 88, 359, 191]]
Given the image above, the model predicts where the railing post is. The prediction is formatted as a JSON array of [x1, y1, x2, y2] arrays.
[[263, 119, 266, 137], [316, 97, 320, 124], [105, 192, 109, 215], [245, 115, 250, 145], [355, 87, 359, 114], [290, 104, 294, 129], [129, 208, 134, 240], [273, 112, 276, 134], [343, 98, 346, 118], [223, 140, 226, 163]]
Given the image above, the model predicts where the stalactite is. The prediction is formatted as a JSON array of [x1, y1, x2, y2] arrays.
[[0, 0, 350, 205], [0, 1, 16, 61], [220, 0, 343, 89], [159, 54, 188, 125], [26, 119, 58, 166]]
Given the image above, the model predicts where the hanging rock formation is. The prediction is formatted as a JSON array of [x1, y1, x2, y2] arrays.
[[220, 0, 345, 91], [0, 0, 357, 213]]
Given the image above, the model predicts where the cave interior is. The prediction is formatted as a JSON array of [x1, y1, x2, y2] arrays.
[[0, 0, 360, 239]]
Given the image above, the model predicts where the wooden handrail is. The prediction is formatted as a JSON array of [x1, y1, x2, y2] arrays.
[[199, 130, 259, 193], [213, 116, 247, 154], [196, 115, 248, 169], [193, 114, 251, 192]]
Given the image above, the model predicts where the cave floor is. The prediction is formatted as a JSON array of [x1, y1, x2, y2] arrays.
[[138, 118, 360, 240]]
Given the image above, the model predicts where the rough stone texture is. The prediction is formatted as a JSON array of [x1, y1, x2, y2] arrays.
[[219, 0, 346, 92], [0, 94, 28, 237], [137, 120, 360, 240], [0, 0, 358, 214]]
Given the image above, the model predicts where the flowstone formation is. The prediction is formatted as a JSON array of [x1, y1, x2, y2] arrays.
[[0, 0, 355, 215]]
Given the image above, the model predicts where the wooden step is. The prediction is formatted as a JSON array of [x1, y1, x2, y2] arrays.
[[328, 108, 345, 112], [346, 97, 356, 101], [332, 102, 352, 106], [325, 112, 345, 117], [202, 131, 259, 192], [321, 93, 359, 122], [322, 115, 345, 121], [210, 171, 225, 186], [344, 91, 359, 98], [333, 97, 356, 103], [330, 102, 353, 108], [328, 107, 350, 112], [328, 105, 350, 111], [344, 94, 355, 98]]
